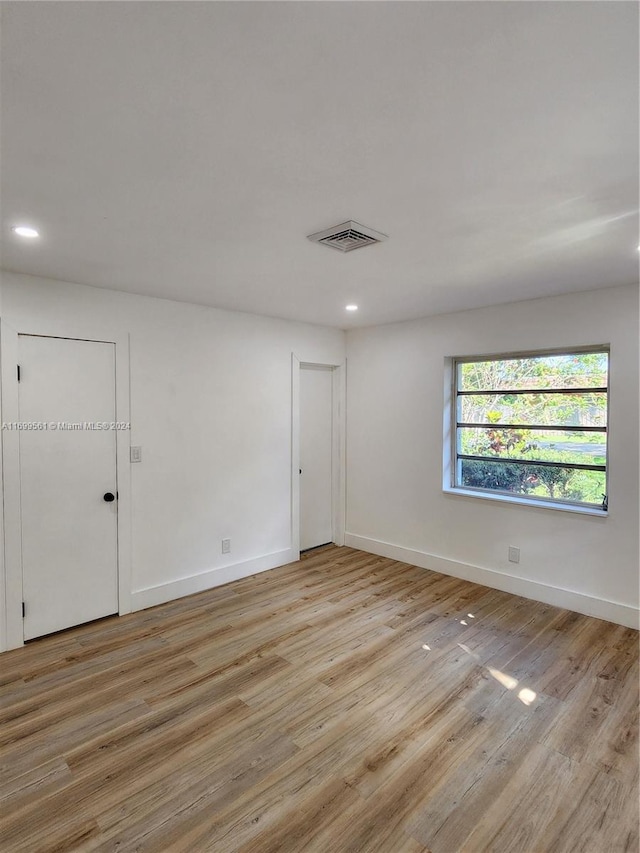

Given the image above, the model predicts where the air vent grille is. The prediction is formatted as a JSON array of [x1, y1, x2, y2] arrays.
[[307, 220, 387, 253], [319, 227, 377, 252]]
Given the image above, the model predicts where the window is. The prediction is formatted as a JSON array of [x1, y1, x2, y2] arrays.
[[450, 348, 609, 511]]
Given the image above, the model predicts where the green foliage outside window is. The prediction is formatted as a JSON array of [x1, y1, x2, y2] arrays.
[[455, 351, 608, 507]]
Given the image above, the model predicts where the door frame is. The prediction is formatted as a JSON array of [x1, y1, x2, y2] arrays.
[[291, 354, 346, 560], [0, 320, 132, 651]]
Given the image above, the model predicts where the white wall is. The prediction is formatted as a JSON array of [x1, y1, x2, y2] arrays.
[[2, 274, 637, 645], [346, 285, 639, 628], [0, 271, 345, 648], [0, 284, 5, 649]]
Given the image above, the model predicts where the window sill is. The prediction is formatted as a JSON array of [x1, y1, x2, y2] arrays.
[[443, 486, 608, 517]]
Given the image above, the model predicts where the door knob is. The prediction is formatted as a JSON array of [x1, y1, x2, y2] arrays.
[[103, 492, 115, 502]]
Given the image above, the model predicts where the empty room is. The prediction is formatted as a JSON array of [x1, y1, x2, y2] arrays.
[[0, 2, 638, 852]]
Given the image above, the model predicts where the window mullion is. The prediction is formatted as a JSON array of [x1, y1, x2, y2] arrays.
[[456, 422, 607, 433]]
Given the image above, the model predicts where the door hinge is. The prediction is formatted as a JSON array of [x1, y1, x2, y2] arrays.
[[22, 602, 26, 618], [17, 365, 21, 382]]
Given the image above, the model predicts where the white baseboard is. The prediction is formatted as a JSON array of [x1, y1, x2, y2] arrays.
[[130, 548, 296, 612], [345, 533, 639, 630]]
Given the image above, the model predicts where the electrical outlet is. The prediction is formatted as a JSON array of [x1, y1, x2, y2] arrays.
[[508, 546, 520, 564], [130, 446, 142, 463], [222, 538, 231, 554]]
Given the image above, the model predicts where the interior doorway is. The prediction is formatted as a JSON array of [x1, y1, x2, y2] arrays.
[[18, 334, 119, 640], [299, 364, 334, 551]]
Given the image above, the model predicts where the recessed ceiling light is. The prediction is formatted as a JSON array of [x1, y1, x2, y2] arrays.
[[12, 225, 39, 238], [345, 304, 358, 311]]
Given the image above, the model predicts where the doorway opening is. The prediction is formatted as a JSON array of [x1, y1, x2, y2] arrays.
[[18, 334, 119, 640], [292, 356, 345, 560]]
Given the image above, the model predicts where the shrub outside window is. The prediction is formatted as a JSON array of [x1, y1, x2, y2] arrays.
[[452, 348, 609, 511]]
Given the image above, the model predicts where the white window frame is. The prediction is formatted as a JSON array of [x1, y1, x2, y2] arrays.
[[444, 345, 610, 516]]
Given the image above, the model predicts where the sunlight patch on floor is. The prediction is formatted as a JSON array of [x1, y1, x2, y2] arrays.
[[488, 667, 518, 691], [454, 642, 538, 707], [518, 687, 537, 706]]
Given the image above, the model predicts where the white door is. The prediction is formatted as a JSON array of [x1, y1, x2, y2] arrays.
[[300, 365, 333, 551], [18, 335, 119, 640]]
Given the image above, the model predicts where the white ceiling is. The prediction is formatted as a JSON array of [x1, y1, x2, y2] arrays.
[[1, 2, 638, 329]]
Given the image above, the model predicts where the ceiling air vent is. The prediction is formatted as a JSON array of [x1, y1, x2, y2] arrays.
[[307, 220, 388, 253]]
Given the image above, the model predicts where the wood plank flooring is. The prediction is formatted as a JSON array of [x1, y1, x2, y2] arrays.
[[0, 545, 638, 852]]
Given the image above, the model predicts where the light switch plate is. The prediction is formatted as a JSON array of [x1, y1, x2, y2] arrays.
[[130, 446, 142, 463]]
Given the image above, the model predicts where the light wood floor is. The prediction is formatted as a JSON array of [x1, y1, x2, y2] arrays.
[[1, 546, 638, 853]]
